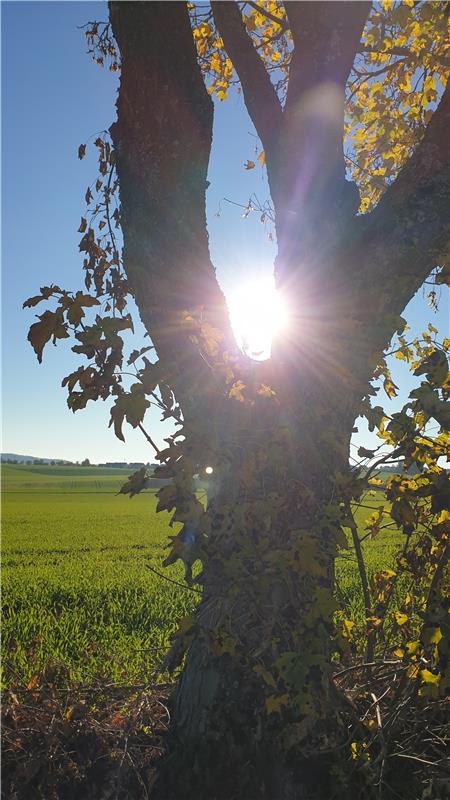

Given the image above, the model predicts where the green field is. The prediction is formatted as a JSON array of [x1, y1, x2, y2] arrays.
[[1, 464, 195, 688], [1, 464, 402, 689]]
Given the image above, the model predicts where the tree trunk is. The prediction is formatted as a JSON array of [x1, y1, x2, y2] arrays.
[[155, 378, 358, 800], [108, 3, 450, 798]]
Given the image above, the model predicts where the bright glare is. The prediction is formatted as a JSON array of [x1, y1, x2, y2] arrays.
[[205, 466, 214, 475], [228, 278, 288, 360]]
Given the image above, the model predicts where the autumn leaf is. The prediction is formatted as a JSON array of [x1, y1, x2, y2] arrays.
[[109, 388, 150, 441], [257, 383, 276, 398], [23, 285, 62, 309], [342, 618, 355, 639], [118, 466, 150, 498], [244, 160, 255, 170], [61, 291, 100, 327], [28, 310, 69, 363], [78, 143, 86, 160], [229, 380, 246, 402], [422, 627, 442, 646]]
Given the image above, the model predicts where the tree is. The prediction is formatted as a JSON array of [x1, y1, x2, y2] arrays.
[[81, 457, 91, 466], [25, 2, 449, 798]]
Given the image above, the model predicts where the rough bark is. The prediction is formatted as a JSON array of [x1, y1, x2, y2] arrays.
[[108, 2, 450, 798], [109, 0, 235, 426]]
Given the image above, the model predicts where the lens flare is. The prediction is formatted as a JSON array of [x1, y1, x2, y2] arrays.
[[228, 278, 288, 360]]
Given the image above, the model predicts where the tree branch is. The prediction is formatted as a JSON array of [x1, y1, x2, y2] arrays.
[[284, 1, 371, 114], [270, 1, 370, 276], [357, 79, 450, 321], [359, 43, 450, 69], [243, 1, 288, 32], [109, 1, 236, 421], [211, 1, 283, 154]]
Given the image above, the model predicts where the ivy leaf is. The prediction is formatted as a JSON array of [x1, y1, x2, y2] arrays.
[[28, 310, 69, 363], [342, 619, 355, 640], [253, 664, 277, 688], [257, 383, 276, 398], [265, 693, 289, 714], [229, 380, 246, 402]]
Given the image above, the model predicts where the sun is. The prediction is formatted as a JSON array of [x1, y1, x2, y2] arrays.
[[227, 278, 288, 361]]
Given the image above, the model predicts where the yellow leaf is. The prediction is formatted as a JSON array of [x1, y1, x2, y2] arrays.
[[257, 383, 276, 398], [342, 619, 355, 639], [422, 627, 442, 646], [245, 13, 256, 31], [405, 640, 421, 656], [394, 611, 408, 626], [420, 669, 440, 686], [229, 380, 246, 402], [257, 150, 266, 167]]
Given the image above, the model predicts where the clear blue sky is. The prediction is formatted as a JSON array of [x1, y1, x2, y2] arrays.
[[2, 1, 448, 463]]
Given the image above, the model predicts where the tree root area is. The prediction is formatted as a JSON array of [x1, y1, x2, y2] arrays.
[[1, 678, 171, 800], [2, 665, 449, 800]]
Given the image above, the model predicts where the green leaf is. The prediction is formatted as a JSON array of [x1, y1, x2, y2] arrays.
[[265, 693, 289, 714]]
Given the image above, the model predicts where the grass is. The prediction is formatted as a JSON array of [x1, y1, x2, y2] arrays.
[[1, 463, 403, 689], [1, 464, 195, 688]]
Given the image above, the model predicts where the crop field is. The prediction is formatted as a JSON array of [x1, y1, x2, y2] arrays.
[[1, 463, 402, 689]]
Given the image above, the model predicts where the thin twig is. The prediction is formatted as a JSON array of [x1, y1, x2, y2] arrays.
[[145, 563, 202, 594]]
